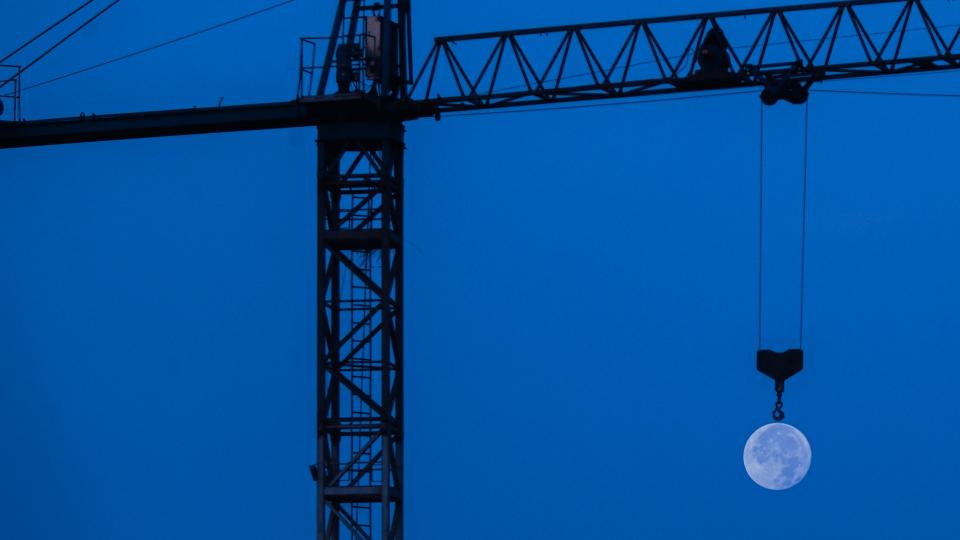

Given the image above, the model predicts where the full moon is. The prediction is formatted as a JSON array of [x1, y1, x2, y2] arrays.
[[743, 423, 812, 490]]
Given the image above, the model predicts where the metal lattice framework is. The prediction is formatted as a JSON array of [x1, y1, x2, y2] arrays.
[[412, 0, 960, 111], [317, 123, 404, 540]]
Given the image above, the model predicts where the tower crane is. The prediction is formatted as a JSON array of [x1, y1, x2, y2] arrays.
[[1, 0, 959, 538]]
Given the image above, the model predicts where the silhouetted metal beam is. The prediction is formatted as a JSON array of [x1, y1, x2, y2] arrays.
[[412, 0, 960, 111], [0, 95, 414, 149], [5, 0, 960, 150]]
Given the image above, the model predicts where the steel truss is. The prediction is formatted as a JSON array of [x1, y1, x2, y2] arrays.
[[316, 122, 404, 540], [412, 0, 960, 111]]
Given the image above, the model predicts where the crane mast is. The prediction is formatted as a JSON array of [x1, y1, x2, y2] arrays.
[[0, 1, 959, 539], [308, 4, 409, 539]]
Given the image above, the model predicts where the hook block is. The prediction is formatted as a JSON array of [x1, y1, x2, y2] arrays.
[[757, 349, 803, 385]]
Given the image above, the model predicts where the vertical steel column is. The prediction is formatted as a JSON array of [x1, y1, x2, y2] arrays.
[[317, 122, 403, 540]]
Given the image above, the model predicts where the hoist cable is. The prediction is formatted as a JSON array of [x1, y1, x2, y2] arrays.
[[758, 101, 765, 350], [758, 101, 810, 350], [0, 0, 97, 64], [799, 101, 810, 347]]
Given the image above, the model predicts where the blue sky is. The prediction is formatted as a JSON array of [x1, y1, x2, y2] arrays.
[[2, 1, 960, 538]]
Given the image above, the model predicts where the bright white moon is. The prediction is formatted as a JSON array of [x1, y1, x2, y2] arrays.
[[743, 423, 812, 490]]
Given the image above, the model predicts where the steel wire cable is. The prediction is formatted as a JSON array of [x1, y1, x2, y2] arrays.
[[800, 101, 810, 347], [0, 0, 120, 91], [758, 101, 765, 349], [757, 101, 811, 349], [18, 0, 298, 93], [1, 0, 98, 64]]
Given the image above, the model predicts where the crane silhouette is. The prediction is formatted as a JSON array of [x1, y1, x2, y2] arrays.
[[1, 1, 958, 538]]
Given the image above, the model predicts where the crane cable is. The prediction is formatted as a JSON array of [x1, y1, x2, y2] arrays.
[[0, 0, 98, 64], [17, 0, 298, 93], [0, 0, 120, 92], [800, 100, 810, 348], [757, 100, 810, 349], [758, 101, 765, 349]]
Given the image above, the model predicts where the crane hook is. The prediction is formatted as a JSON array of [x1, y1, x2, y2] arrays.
[[757, 349, 803, 421]]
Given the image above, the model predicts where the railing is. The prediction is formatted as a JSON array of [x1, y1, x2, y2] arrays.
[[0, 65, 22, 121], [298, 31, 380, 99], [298, 37, 326, 98]]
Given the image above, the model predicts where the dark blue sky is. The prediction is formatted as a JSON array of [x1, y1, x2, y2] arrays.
[[3, 1, 960, 538]]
